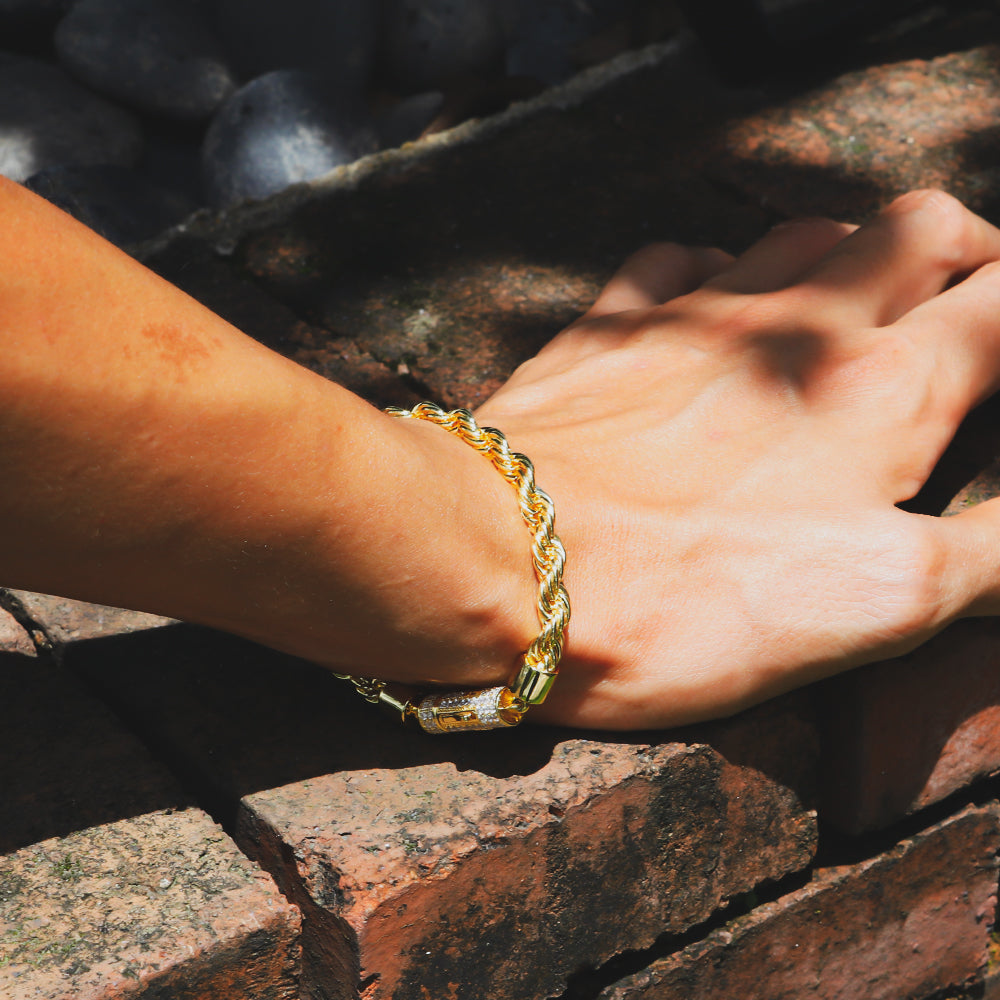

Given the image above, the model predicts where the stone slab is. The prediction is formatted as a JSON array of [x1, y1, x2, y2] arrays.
[[598, 802, 1000, 1000], [4, 589, 172, 648], [820, 617, 1000, 835], [61, 625, 819, 1000], [143, 38, 768, 410], [0, 603, 35, 657], [699, 45, 1000, 224], [0, 640, 300, 996]]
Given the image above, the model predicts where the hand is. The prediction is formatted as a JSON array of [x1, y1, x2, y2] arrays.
[[475, 190, 1000, 729]]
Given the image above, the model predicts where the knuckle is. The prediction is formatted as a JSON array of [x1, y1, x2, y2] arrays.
[[884, 189, 971, 263]]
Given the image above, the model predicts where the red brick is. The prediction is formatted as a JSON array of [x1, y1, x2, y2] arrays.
[[0, 809, 300, 1000], [0, 604, 35, 657], [240, 737, 816, 1000], [821, 618, 1000, 835], [598, 803, 1000, 1000], [0, 645, 300, 997], [58, 626, 818, 1000], [819, 448, 1000, 835], [699, 46, 1000, 221], [6, 589, 172, 647]]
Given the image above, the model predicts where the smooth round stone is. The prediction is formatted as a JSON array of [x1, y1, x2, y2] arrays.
[[213, 0, 376, 93], [379, 0, 506, 92], [0, 52, 142, 183], [54, 0, 235, 121], [25, 164, 196, 246], [202, 69, 377, 207]]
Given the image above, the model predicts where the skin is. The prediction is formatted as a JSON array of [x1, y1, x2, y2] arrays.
[[1, 180, 999, 730]]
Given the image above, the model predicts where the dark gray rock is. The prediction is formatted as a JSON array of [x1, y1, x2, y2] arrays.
[[504, 0, 623, 85], [379, 0, 506, 92], [375, 91, 443, 149], [0, 52, 142, 182], [54, 0, 235, 121], [213, 0, 376, 95], [25, 164, 196, 246], [202, 69, 377, 207]]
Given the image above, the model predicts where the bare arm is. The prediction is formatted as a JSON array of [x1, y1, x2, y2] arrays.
[[0, 177, 536, 687], [3, 179, 1000, 730]]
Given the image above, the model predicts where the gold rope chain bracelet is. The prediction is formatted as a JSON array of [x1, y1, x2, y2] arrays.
[[333, 401, 570, 734]]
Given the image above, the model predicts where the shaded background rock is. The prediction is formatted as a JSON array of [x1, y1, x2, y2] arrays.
[[213, 0, 377, 96], [54, 0, 235, 121], [0, 0, 682, 224], [0, 51, 141, 182], [378, 0, 506, 92], [202, 69, 377, 207]]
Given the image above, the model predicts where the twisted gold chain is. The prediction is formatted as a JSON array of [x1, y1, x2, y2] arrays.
[[334, 401, 570, 734]]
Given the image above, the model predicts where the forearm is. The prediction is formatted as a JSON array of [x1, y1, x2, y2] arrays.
[[0, 179, 534, 685]]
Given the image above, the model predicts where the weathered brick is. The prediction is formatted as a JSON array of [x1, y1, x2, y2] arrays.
[[699, 46, 1000, 223], [1, 810, 300, 1000], [0, 604, 35, 657], [242, 738, 815, 1000], [821, 618, 1000, 835], [0, 644, 300, 997], [5, 589, 171, 647], [598, 803, 1000, 1000], [63, 626, 818, 1000]]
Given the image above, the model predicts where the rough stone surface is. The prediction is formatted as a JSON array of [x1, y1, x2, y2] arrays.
[[5, 589, 172, 647], [820, 618, 1000, 835], [700, 46, 1000, 223], [0, 640, 300, 997], [242, 739, 816, 1000], [0, 650, 183, 856], [0, 603, 35, 657], [598, 803, 1000, 1000], [0, 52, 142, 183], [0, 808, 300, 999], [175, 43, 766, 408], [57, 623, 818, 1000], [54, 0, 235, 121], [202, 69, 378, 207]]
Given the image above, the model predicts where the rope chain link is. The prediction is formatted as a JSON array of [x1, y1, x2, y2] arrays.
[[334, 401, 570, 733]]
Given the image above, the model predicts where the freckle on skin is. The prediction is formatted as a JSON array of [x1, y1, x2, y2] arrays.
[[139, 322, 217, 370]]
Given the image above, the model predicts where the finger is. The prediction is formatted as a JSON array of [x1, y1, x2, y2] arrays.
[[788, 190, 1000, 329], [585, 243, 732, 319], [891, 257, 1000, 410], [706, 217, 856, 294]]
